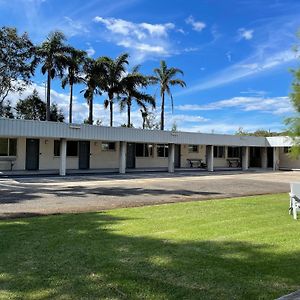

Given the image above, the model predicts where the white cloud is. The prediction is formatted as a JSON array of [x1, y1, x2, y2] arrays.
[[178, 49, 296, 95], [176, 96, 294, 115], [63, 16, 89, 37], [85, 43, 95, 57], [93, 16, 175, 61], [185, 15, 206, 32], [181, 121, 285, 134], [237, 28, 254, 40]]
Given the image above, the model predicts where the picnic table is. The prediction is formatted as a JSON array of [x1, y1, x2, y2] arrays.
[[187, 158, 207, 168], [227, 158, 241, 168]]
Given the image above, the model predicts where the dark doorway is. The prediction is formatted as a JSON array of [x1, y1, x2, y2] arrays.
[[249, 147, 262, 167], [175, 144, 181, 168], [79, 141, 90, 169], [267, 147, 273, 168], [26, 139, 39, 170], [126, 143, 136, 169]]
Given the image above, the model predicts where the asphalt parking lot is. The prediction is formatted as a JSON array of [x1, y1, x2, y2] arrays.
[[0, 170, 298, 219]]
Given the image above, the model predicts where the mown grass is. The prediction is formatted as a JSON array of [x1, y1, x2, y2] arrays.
[[0, 193, 300, 299]]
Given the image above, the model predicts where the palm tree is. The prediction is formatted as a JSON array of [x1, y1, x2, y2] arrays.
[[62, 48, 86, 123], [37, 31, 71, 121], [140, 108, 148, 129], [81, 58, 103, 125], [150, 60, 186, 130], [101, 53, 129, 127], [119, 66, 155, 127]]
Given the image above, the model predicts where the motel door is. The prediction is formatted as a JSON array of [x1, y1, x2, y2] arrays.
[[126, 143, 136, 169], [267, 147, 273, 168], [174, 145, 181, 168], [26, 139, 40, 170], [249, 147, 262, 168], [79, 141, 90, 169]]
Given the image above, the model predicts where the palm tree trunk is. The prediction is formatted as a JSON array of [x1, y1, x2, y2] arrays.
[[110, 99, 113, 127], [46, 71, 51, 121], [160, 92, 165, 130], [69, 84, 73, 124], [127, 102, 131, 127], [88, 95, 93, 125]]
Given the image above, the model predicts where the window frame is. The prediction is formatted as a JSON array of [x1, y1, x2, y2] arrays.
[[214, 146, 225, 158], [53, 140, 79, 157], [0, 138, 17, 157], [283, 147, 291, 154], [188, 145, 199, 153], [136, 143, 154, 157], [157, 144, 169, 158], [101, 141, 116, 152], [227, 146, 241, 158]]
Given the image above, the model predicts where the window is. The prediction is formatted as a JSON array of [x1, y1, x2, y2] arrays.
[[67, 141, 78, 156], [136, 143, 153, 157], [54, 140, 60, 156], [101, 142, 116, 151], [0, 138, 17, 156], [9, 139, 17, 156], [53, 140, 78, 156], [227, 147, 241, 158], [157, 144, 169, 157], [188, 145, 198, 153], [214, 146, 224, 158], [284, 147, 291, 154]]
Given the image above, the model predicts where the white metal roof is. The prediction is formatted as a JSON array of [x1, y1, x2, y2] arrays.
[[0, 118, 293, 147]]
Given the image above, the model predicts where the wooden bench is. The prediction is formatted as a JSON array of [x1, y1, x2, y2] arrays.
[[227, 158, 241, 168], [0, 157, 16, 171], [187, 159, 207, 168]]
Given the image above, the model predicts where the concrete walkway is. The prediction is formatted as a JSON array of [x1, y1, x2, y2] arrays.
[[0, 170, 298, 219], [277, 290, 300, 300]]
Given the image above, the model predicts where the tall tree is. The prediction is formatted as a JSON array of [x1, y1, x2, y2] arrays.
[[15, 89, 64, 121], [0, 27, 37, 104], [119, 66, 155, 127], [81, 58, 103, 125], [62, 48, 86, 123], [150, 60, 186, 130], [101, 53, 129, 127], [286, 32, 300, 158], [0, 100, 14, 119], [37, 31, 71, 121]]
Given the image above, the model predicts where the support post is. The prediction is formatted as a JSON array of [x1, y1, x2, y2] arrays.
[[261, 147, 268, 169], [207, 145, 214, 172], [273, 147, 279, 171], [59, 138, 67, 176], [119, 141, 126, 174], [242, 146, 249, 171], [168, 143, 175, 173]]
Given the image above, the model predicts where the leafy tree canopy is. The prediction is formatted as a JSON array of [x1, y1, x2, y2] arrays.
[[16, 89, 64, 122], [235, 127, 285, 137], [0, 27, 37, 104], [286, 31, 300, 158]]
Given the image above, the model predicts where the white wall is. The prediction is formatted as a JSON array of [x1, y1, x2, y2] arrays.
[[279, 148, 300, 170], [90, 141, 119, 169], [135, 144, 168, 168], [0, 137, 26, 171], [180, 144, 206, 167]]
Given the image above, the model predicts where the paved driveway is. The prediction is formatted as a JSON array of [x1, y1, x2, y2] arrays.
[[0, 170, 298, 219]]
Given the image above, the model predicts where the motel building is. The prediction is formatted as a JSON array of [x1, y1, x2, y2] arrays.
[[0, 118, 299, 176]]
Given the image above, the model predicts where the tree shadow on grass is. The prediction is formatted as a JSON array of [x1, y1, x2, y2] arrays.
[[0, 213, 300, 299]]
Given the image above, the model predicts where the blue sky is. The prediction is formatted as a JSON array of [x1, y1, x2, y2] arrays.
[[1, 0, 300, 133]]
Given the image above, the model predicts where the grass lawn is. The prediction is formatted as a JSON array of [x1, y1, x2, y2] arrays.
[[1, 193, 300, 299]]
